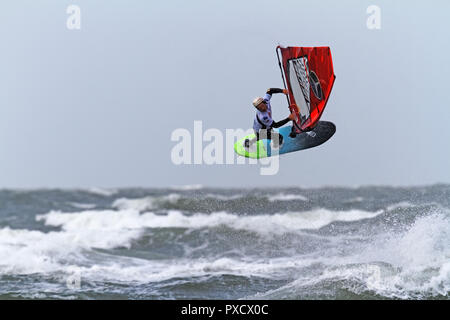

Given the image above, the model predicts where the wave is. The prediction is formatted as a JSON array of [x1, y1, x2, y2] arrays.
[[112, 194, 181, 211], [67, 202, 97, 209], [250, 209, 450, 299], [267, 193, 308, 202], [111, 193, 247, 212], [84, 187, 118, 197], [344, 197, 364, 203], [169, 184, 203, 191], [38, 208, 383, 234], [203, 194, 245, 201], [386, 201, 416, 211]]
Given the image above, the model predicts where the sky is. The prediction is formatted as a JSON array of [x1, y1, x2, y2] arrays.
[[0, 0, 449, 188]]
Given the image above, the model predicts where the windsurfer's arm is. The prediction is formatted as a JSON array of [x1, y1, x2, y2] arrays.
[[271, 113, 295, 128], [266, 88, 288, 95], [271, 117, 291, 128], [264, 88, 288, 102]]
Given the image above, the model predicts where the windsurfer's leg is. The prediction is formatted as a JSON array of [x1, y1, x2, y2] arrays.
[[289, 126, 297, 138], [270, 130, 283, 148], [244, 132, 260, 149], [259, 129, 271, 140]]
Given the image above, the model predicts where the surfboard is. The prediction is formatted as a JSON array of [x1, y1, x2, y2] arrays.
[[234, 121, 336, 159]]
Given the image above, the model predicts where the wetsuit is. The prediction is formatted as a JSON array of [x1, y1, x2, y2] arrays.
[[246, 88, 291, 148]]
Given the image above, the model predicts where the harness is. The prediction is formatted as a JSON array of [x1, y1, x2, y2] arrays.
[[256, 115, 271, 130]]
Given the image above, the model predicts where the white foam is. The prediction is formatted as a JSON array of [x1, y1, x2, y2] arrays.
[[203, 194, 244, 201], [72, 256, 305, 283], [169, 184, 203, 191], [228, 209, 381, 233], [267, 193, 308, 202], [38, 208, 382, 234], [112, 196, 156, 211], [375, 212, 449, 271], [345, 197, 364, 203], [67, 202, 96, 209], [0, 227, 62, 274], [357, 211, 450, 297], [255, 210, 450, 299], [112, 194, 180, 211], [85, 187, 118, 197], [386, 201, 416, 211], [0, 209, 145, 275]]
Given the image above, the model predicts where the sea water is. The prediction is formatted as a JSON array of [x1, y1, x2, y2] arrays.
[[0, 185, 448, 299]]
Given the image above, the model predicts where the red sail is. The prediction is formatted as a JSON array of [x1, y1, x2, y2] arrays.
[[277, 46, 335, 132]]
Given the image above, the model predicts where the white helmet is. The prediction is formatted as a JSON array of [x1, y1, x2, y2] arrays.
[[252, 97, 264, 107]]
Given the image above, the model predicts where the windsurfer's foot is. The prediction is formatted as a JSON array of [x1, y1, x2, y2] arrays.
[[244, 139, 251, 149]]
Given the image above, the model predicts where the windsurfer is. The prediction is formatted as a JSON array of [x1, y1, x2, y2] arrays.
[[244, 88, 295, 150]]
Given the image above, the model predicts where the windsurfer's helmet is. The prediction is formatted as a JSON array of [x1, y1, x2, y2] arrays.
[[252, 97, 264, 107]]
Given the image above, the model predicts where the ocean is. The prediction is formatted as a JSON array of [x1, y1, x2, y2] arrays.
[[0, 185, 448, 300]]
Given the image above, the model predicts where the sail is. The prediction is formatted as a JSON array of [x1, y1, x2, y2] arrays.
[[277, 46, 335, 132]]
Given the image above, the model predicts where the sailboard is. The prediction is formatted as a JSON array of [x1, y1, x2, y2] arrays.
[[234, 46, 336, 159]]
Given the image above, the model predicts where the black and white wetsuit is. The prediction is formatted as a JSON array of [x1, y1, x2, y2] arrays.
[[249, 88, 291, 145]]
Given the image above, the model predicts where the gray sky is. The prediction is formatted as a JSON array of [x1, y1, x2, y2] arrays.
[[1, 0, 449, 188]]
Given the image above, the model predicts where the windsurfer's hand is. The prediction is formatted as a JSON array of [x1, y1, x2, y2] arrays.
[[282, 89, 288, 95], [288, 113, 296, 120]]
